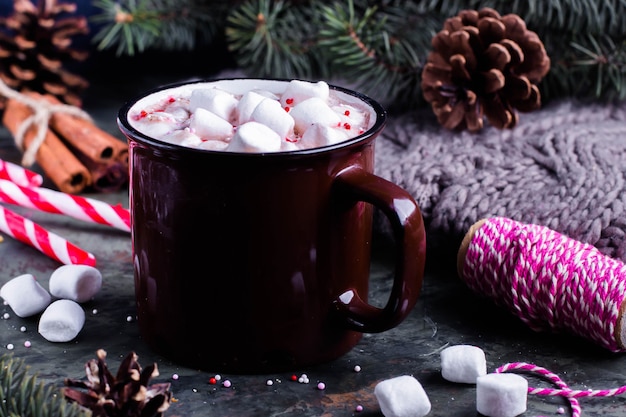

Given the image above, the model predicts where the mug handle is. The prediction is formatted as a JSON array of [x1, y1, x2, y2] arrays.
[[333, 166, 426, 332]]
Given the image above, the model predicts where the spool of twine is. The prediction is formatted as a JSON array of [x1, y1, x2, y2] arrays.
[[457, 217, 626, 352]]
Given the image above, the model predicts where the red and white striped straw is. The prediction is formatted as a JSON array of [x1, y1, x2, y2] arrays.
[[0, 179, 130, 232], [0, 159, 42, 188], [0, 205, 96, 266]]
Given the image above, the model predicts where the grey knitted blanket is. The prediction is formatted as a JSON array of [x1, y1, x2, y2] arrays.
[[375, 99, 626, 262]]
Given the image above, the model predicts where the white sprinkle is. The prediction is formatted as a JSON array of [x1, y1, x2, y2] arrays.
[[557, 406, 566, 414], [6, 344, 14, 350], [20, 326, 26, 332], [92, 309, 98, 315], [172, 373, 179, 380], [24, 341, 31, 348], [354, 365, 362, 372], [214, 374, 222, 381], [317, 382, 326, 390], [126, 315, 133, 322], [266, 379, 274, 386], [3, 313, 9, 319]]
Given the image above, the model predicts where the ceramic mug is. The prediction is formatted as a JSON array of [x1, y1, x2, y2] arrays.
[[118, 79, 426, 373]]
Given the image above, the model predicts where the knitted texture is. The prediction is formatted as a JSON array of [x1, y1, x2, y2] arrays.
[[460, 217, 626, 352], [375, 99, 626, 262]]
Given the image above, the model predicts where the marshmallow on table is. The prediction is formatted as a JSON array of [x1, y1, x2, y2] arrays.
[[374, 375, 431, 417], [227, 121, 282, 153], [189, 108, 234, 140], [440, 344, 487, 384], [0, 274, 51, 317], [49, 264, 102, 303], [190, 87, 239, 122], [280, 79, 330, 107], [38, 299, 85, 342], [250, 98, 295, 140], [476, 373, 528, 417], [289, 97, 342, 136]]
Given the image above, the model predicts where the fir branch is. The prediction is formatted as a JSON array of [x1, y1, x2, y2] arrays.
[[225, 0, 318, 79], [317, 0, 434, 107], [0, 353, 88, 417], [90, 0, 222, 56]]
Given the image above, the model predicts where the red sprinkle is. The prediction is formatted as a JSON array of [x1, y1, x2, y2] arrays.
[[290, 374, 298, 381], [209, 377, 217, 385], [344, 110, 351, 116], [284, 106, 291, 112], [286, 98, 294, 105], [343, 123, 351, 130], [140, 110, 148, 118], [168, 96, 176, 103]]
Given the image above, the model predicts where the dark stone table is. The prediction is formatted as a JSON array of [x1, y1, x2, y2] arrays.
[[0, 68, 625, 417]]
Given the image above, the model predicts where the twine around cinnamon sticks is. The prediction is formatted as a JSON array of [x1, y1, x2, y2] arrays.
[[0, 80, 128, 194]]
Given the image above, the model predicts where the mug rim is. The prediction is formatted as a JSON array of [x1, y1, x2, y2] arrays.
[[117, 78, 387, 158]]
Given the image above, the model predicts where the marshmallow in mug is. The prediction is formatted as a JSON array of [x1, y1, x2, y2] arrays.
[[127, 79, 375, 152]]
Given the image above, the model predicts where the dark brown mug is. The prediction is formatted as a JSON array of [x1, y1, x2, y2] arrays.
[[118, 79, 426, 373]]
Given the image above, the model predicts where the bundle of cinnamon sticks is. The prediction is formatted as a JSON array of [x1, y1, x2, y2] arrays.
[[1, 92, 128, 194]]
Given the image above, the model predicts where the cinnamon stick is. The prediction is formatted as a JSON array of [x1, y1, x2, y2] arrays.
[[36, 93, 129, 165], [2, 98, 91, 194], [76, 154, 129, 193]]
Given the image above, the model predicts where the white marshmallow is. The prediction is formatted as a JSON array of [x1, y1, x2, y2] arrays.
[[196, 139, 230, 151], [0, 274, 51, 317], [237, 90, 267, 124], [440, 344, 487, 384], [161, 129, 201, 146], [250, 98, 295, 140], [289, 97, 342, 135], [334, 103, 368, 131], [189, 108, 234, 140], [189, 88, 239, 122], [49, 265, 102, 303], [160, 105, 190, 123], [374, 375, 431, 417], [476, 373, 528, 417], [38, 299, 85, 342], [299, 123, 350, 149], [227, 121, 282, 153], [280, 80, 330, 107]]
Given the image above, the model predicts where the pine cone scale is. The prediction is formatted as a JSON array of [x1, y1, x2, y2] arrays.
[[484, 43, 511, 70]]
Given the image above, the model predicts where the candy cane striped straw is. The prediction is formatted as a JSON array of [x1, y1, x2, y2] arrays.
[[0, 205, 96, 266], [0, 179, 130, 232], [0, 158, 43, 188]]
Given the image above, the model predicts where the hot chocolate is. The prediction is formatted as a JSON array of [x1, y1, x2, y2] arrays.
[[127, 79, 376, 152]]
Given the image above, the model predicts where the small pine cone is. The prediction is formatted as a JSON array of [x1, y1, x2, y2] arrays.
[[421, 7, 550, 132], [63, 349, 172, 417]]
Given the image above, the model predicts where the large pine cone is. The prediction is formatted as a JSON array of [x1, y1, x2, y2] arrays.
[[421, 7, 550, 132], [0, 0, 90, 107]]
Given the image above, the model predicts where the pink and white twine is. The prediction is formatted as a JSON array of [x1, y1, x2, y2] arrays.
[[461, 217, 626, 416], [461, 217, 626, 352], [496, 361, 626, 417]]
